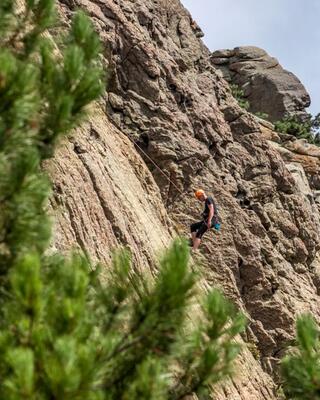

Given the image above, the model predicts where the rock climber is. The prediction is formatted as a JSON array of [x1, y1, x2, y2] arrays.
[[190, 189, 220, 251]]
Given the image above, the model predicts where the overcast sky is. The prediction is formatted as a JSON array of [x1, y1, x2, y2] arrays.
[[181, 0, 320, 115]]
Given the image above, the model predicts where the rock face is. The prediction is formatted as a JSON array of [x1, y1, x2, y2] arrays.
[[50, 1, 320, 399], [211, 46, 311, 122], [46, 110, 173, 272]]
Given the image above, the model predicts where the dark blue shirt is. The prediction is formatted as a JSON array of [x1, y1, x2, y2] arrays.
[[202, 196, 217, 220]]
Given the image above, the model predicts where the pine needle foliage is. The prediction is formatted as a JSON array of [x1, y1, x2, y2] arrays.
[[0, 1, 103, 276], [0, 1, 246, 399], [0, 241, 246, 399], [281, 315, 320, 400]]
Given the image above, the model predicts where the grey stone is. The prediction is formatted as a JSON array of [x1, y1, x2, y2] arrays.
[[108, 92, 124, 110], [213, 46, 311, 122]]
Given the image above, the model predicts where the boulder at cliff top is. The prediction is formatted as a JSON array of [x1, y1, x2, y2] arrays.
[[211, 46, 311, 122]]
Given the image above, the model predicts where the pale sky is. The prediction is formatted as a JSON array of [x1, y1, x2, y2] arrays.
[[181, 0, 320, 115]]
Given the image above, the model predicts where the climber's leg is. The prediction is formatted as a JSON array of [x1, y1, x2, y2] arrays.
[[192, 222, 208, 250], [193, 237, 201, 251], [190, 222, 202, 236], [190, 221, 203, 248]]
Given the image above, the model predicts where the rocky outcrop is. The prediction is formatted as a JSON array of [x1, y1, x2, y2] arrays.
[[211, 46, 311, 122], [50, 1, 320, 399]]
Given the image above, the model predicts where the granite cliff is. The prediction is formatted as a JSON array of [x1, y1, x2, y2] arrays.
[[48, 1, 320, 398]]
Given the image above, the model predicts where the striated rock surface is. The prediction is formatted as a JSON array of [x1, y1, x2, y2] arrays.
[[211, 46, 311, 122], [46, 109, 173, 272], [48, 1, 320, 398]]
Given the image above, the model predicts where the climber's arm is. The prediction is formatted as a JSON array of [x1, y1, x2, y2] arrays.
[[207, 204, 214, 228]]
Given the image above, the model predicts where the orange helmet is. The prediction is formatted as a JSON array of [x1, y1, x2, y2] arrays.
[[195, 189, 205, 199]]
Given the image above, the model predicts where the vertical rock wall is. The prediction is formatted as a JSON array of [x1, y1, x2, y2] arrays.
[[48, 1, 320, 398]]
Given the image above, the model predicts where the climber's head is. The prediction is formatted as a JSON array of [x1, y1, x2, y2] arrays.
[[195, 189, 206, 201]]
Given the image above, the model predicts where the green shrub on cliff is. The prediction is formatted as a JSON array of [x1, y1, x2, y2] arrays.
[[275, 114, 320, 146], [230, 84, 250, 110], [254, 111, 269, 121], [0, 2, 246, 399]]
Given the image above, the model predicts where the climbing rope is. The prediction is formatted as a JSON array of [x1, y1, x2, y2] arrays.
[[126, 133, 185, 196], [124, 134, 192, 236]]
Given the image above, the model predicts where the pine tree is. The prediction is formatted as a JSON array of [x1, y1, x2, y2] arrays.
[[281, 315, 320, 400], [0, 240, 246, 399], [0, 0, 103, 277], [0, 2, 246, 399]]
